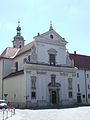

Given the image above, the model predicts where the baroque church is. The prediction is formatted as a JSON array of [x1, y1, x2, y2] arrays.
[[0, 21, 90, 108]]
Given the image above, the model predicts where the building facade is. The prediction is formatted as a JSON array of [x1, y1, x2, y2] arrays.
[[0, 22, 90, 108]]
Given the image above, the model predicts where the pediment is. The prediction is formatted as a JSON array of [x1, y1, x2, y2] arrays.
[[48, 48, 57, 54], [34, 29, 68, 45]]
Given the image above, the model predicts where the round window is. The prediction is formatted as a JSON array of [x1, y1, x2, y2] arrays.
[[50, 34, 53, 39]]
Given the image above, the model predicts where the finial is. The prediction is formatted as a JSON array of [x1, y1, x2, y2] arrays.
[[50, 20, 52, 25], [16, 20, 21, 36], [49, 21, 53, 31], [18, 21, 20, 27]]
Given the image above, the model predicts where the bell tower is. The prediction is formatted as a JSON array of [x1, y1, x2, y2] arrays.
[[12, 21, 25, 48]]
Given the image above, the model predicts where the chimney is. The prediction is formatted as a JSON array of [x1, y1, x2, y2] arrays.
[[74, 51, 76, 54]]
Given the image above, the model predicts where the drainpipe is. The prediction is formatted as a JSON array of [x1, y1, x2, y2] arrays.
[[2, 59, 4, 99], [84, 69, 88, 103], [2, 79, 3, 99]]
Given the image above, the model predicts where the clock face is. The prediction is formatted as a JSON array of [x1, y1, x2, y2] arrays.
[[50, 34, 54, 39]]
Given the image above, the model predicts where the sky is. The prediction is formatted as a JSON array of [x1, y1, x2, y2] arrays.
[[0, 0, 90, 55]]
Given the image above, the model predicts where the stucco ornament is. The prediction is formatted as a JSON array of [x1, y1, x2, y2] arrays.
[[30, 45, 37, 63], [66, 51, 74, 67]]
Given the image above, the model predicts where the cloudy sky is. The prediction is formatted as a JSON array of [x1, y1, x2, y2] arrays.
[[0, 0, 90, 55]]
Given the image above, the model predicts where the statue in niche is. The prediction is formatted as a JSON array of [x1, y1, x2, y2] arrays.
[[30, 45, 37, 63]]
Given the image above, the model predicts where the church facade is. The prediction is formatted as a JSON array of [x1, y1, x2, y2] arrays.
[[0, 22, 90, 108]]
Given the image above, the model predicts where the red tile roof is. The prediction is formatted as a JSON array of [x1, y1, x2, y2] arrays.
[[16, 41, 34, 57], [1, 47, 19, 58], [69, 53, 90, 69]]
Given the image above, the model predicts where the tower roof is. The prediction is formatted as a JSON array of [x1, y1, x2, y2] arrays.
[[16, 21, 21, 36], [13, 21, 24, 40], [13, 21, 25, 48]]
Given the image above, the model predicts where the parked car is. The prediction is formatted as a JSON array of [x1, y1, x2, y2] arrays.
[[0, 100, 7, 109]]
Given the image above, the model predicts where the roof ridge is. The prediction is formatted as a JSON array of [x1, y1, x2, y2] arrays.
[[70, 53, 90, 57]]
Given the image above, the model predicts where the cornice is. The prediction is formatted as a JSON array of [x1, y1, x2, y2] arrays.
[[24, 63, 76, 73], [35, 37, 67, 47]]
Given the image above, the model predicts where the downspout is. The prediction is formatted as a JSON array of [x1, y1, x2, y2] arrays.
[[2, 59, 4, 99], [84, 69, 88, 103]]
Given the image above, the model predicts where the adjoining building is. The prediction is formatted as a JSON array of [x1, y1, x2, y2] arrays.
[[0, 22, 90, 108]]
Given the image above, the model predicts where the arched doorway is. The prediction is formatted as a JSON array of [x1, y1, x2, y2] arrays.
[[48, 82, 60, 105]]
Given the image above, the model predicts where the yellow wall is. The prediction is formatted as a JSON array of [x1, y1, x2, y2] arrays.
[[0, 59, 3, 99], [3, 74, 26, 104]]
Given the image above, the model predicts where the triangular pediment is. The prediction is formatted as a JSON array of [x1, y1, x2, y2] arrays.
[[34, 29, 68, 45]]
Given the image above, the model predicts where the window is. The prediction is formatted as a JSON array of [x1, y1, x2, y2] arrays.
[[77, 73, 79, 78], [50, 34, 53, 39], [51, 74, 56, 85], [28, 55, 30, 62], [68, 91, 73, 98], [87, 74, 89, 78], [68, 78, 72, 90], [88, 94, 90, 99], [82, 95, 85, 98], [31, 76, 36, 89], [31, 91, 36, 99], [31, 76, 36, 99], [23, 58, 27, 63], [49, 54, 56, 65], [19, 45, 21, 48], [77, 84, 80, 92], [15, 62, 18, 72], [88, 84, 90, 89]]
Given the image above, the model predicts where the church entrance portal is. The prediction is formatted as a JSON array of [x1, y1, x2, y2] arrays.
[[77, 93, 82, 103], [52, 91, 57, 104], [48, 82, 60, 105]]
